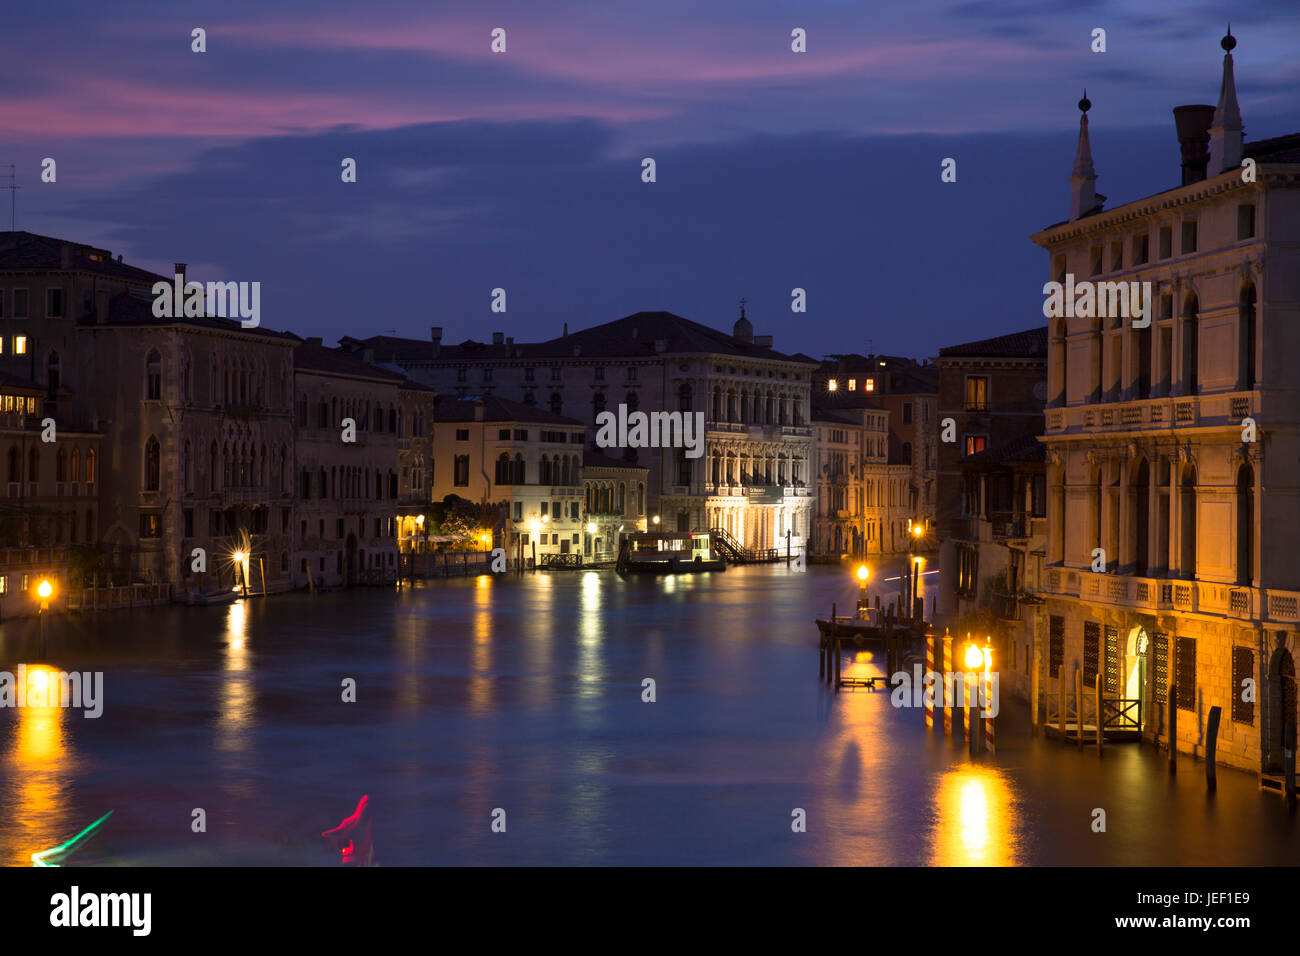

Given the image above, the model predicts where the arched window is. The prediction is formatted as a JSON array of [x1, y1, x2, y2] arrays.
[[561, 456, 571, 486], [146, 350, 162, 400], [28, 446, 39, 483], [495, 453, 512, 485], [712, 388, 722, 421], [679, 384, 692, 413], [71, 447, 81, 483], [56, 447, 66, 482], [539, 455, 551, 485], [514, 453, 526, 484], [7, 447, 19, 482], [145, 436, 160, 490], [637, 482, 645, 515], [1237, 464, 1255, 585], [86, 449, 96, 485], [618, 482, 626, 513]]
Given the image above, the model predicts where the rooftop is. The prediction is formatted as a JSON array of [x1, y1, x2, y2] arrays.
[[939, 326, 1048, 360], [434, 394, 585, 427]]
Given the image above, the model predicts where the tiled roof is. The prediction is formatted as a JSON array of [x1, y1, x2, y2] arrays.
[[293, 338, 407, 381], [433, 394, 585, 426], [0, 231, 167, 285], [939, 326, 1048, 359], [86, 288, 297, 341], [347, 311, 819, 366], [1244, 132, 1300, 164]]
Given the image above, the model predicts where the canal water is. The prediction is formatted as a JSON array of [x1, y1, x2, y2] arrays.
[[1, 563, 1297, 866]]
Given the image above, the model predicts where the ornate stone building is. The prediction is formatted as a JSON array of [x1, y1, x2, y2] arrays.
[[0, 235, 297, 590], [292, 338, 406, 587], [429, 395, 587, 563], [344, 308, 815, 552], [582, 450, 649, 562], [1034, 33, 1300, 774]]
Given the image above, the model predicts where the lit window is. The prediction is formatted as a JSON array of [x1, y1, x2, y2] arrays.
[[848, 379, 856, 391], [14, 336, 26, 355], [827, 379, 838, 392], [864, 379, 874, 392], [0, 575, 6, 594]]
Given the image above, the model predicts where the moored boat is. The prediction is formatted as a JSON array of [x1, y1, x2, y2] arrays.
[[616, 531, 726, 574]]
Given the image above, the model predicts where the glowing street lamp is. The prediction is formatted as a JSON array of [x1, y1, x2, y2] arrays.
[[37, 578, 53, 654], [652, 515, 660, 526], [964, 643, 986, 670], [856, 564, 869, 612], [585, 522, 597, 535]]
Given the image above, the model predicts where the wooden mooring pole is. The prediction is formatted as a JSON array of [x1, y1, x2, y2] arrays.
[[1205, 705, 1221, 791], [1168, 690, 1177, 775], [834, 637, 842, 694], [828, 603, 835, 687], [1095, 673, 1103, 757], [1075, 668, 1084, 750]]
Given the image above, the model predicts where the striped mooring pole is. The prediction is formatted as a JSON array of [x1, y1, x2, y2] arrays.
[[942, 630, 953, 736], [925, 631, 936, 731], [983, 669, 995, 754]]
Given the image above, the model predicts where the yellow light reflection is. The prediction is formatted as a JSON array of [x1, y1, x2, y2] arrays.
[[929, 766, 1018, 866], [5, 664, 74, 866], [216, 601, 255, 800]]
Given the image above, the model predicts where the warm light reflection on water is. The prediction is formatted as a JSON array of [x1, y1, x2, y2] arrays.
[[929, 766, 1019, 866], [216, 601, 255, 801], [5, 664, 72, 866]]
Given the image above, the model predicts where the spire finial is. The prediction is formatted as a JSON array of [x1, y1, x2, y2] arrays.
[[1222, 24, 1236, 51], [738, 296, 747, 318], [1078, 88, 1091, 113]]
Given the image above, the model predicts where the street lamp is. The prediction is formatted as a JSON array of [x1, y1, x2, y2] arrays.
[[37, 578, 52, 656], [652, 515, 660, 526], [233, 551, 247, 597], [856, 564, 869, 614]]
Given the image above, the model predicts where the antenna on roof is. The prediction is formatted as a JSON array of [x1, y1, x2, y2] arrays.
[[1, 164, 18, 231]]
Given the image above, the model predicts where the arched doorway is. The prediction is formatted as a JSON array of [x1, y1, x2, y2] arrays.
[[1267, 644, 1296, 773], [1123, 625, 1149, 730]]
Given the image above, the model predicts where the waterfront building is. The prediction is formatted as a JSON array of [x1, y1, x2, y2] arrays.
[[813, 354, 939, 532], [429, 394, 586, 563], [1034, 33, 1300, 773], [582, 450, 649, 562], [0, 235, 298, 591], [292, 338, 406, 587], [935, 325, 1048, 625], [945, 433, 1047, 701], [395, 378, 437, 553], [344, 307, 816, 552]]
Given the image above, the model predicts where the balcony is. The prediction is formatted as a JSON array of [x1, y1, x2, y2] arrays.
[[1046, 391, 1255, 436]]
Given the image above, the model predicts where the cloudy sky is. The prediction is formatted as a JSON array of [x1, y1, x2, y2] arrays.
[[3, 0, 1298, 357]]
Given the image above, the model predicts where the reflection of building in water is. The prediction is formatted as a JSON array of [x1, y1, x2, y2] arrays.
[[1035, 32, 1300, 774]]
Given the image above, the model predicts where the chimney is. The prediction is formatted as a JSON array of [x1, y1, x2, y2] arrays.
[[1174, 105, 1215, 185], [492, 331, 504, 345], [174, 262, 187, 282], [505, 336, 514, 357], [307, 336, 323, 346], [755, 334, 773, 348], [474, 399, 485, 422], [563, 322, 568, 337], [95, 290, 108, 325], [431, 326, 442, 358]]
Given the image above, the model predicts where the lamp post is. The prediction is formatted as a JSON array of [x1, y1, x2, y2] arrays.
[[527, 517, 540, 570], [909, 522, 924, 620], [233, 551, 247, 597], [37, 578, 52, 656], [856, 564, 869, 616]]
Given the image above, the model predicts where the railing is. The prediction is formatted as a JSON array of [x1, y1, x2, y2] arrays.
[[1103, 697, 1141, 732], [990, 511, 1028, 540], [1046, 391, 1256, 435], [539, 553, 582, 568]]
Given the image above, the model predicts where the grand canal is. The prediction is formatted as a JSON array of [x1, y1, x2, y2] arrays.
[[2, 563, 1297, 866]]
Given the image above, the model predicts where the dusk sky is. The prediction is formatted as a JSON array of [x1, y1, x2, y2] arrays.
[[4, 0, 1298, 358]]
